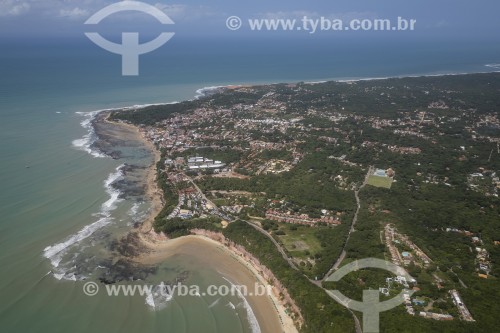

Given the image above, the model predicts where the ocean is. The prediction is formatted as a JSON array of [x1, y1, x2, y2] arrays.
[[0, 35, 499, 332]]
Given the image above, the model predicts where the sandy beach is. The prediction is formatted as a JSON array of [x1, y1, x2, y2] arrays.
[[105, 114, 297, 333], [102, 114, 164, 234], [135, 235, 297, 333]]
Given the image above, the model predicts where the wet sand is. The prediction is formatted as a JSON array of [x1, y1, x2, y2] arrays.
[[102, 114, 164, 234], [136, 235, 296, 333]]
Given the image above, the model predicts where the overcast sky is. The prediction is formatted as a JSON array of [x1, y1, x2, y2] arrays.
[[0, 0, 499, 39]]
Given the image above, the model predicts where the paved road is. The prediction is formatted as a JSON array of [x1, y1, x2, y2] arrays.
[[324, 166, 373, 280], [242, 219, 366, 332], [352, 311, 362, 333], [243, 220, 301, 271], [242, 167, 372, 333], [317, 167, 373, 333], [190, 167, 373, 333], [347, 309, 362, 333], [188, 175, 300, 271], [187, 177, 219, 212]]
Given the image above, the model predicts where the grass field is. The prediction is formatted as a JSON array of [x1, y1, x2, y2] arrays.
[[367, 175, 393, 189], [276, 224, 322, 258]]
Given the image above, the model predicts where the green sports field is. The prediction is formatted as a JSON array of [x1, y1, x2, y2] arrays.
[[367, 175, 393, 189]]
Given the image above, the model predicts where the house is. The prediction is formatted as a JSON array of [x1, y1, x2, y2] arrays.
[[379, 288, 389, 296], [374, 169, 387, 177], [412, 298, 426, 306]]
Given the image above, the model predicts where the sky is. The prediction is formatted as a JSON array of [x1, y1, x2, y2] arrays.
[[0, 0, 500, 40]]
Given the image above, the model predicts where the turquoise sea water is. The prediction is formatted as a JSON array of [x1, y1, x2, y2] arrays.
[[0, 36, 499, 332]]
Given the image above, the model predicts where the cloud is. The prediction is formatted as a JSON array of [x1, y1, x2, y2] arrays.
[[422, 19, 450, 30], [0, 1, 31, 17], [154, 3, 187, 18], [259, 11, 319, 20], [435, 20, 449, 28], [258, 10, 378, 22], [0, 0, 106, 19], [328, 11, 378, 21], [0, 1, 219, 22], [59, 7, 90, 19], [154, 3, 218, 21]]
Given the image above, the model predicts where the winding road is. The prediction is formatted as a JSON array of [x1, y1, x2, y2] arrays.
[[243, 220, 301, 271], [189, 166, 373, 333], [242, 167, 373, 333], [324, 166, 373, 280]]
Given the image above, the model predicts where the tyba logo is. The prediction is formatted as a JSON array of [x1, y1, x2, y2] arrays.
[[325, 258, 416, 333], [84, 1, 175, 76]]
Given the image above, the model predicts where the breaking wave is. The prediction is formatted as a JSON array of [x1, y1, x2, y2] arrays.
[[43, 164, 125, 280], [223, 277, 261, 333]]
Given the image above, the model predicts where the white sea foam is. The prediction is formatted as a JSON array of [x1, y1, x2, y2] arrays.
[[72, 110, 107, 158], [304, 80, 327, 85], [208, 298, 220, 308], [44, 216, 112, 268], [145, 283, 173, 311], [223, 277, 261, 333], [72, 103, 180, 159], [127, 202, 149, 226], [75, 103, 175, 116], [44, 165, 125, 276], [71, 88, 222, 160], [485, 63, 500, 70], [128, 203, 141, 217], [102, 165, 124, 212], [329, 69, 500, 84], [144, 289, 155, 308], [299, 66, 500, 86], [193, 86, 225, 100]]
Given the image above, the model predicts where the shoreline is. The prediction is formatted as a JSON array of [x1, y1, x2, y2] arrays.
[[309, 68, 500, 84], [103, 115, 298, 333], [81, 70, 500, 119], [102, 114, 164, 234], [134, 234, 299, 333], [94, 70, 499, 332]]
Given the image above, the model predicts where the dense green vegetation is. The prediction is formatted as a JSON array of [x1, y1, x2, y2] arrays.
[[271, 222, 350, 279], [153, 157, 178, 221], [114, 73, 500, 332], [223, 221, 354, 333], [112, 74, 500, 125], [154, 216, 221, 238], [197, 152, 359, 215], [257, 149, 293, 161], [290, 73, 500, 117], [337, 183, 500, 332], [109, 101, 201, 125]]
